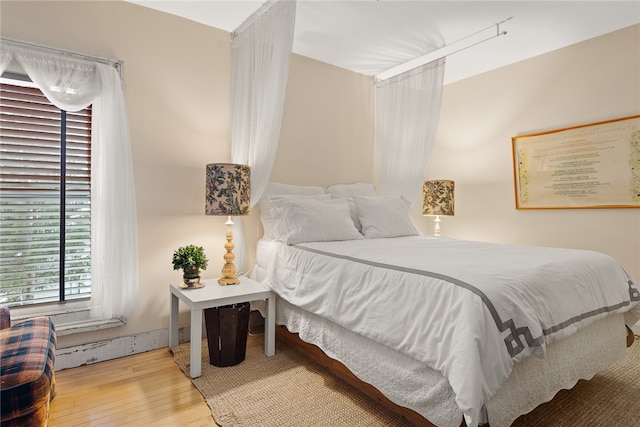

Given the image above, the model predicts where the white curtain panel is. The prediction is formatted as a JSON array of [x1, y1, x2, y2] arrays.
[[229, 0, 296, 272], [0, 48, 12, 74], [3, 41, 139, 320], [375, 59, 445, 204]]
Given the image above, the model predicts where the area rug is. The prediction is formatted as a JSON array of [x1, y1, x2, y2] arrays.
[[173, 335, 640, 427], [172, 335, 406, 426]]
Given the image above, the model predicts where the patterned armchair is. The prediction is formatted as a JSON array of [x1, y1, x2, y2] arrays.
[[0, 307, 57, 427]]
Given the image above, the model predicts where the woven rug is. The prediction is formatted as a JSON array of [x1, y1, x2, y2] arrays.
[[173, 334, 640, 427]]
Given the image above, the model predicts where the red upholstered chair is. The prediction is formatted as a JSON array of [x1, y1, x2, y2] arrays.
[[0, 307, 57, 427]]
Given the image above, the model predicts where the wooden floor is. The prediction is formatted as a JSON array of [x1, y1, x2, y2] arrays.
[[49, 347, 215, 427]]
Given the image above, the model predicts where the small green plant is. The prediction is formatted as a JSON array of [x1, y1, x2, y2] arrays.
[[172, 245, 208, 279]]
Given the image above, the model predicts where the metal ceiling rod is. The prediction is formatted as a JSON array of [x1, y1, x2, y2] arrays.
[[376, 16, 513, 82]]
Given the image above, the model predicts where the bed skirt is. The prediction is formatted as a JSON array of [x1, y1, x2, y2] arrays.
[[253, 289, 628, 427]]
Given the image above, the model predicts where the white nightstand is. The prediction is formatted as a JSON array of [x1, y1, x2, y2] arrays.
[[169, 276, 275, 378]]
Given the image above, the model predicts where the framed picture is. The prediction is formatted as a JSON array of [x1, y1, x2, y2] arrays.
[[512, 115, 640, 210]]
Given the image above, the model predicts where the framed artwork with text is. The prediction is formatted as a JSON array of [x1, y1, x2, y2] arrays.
[[512, 115, 640, 209]]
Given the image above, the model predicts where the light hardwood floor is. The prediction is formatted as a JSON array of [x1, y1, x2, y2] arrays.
[[49, 348, 215, 427]]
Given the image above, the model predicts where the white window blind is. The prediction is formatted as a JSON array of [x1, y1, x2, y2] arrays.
[[0, 80, 92, 306]]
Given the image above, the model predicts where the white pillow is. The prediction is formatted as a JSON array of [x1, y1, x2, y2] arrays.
[[270, 198, 363, 244], [326, 182, 376, 198], [335, 197, 362, 233], [326, 183, 376, 232], [354, 195, 419, 239], [258, 182, 328, 240], [260, 194, 331, 240]]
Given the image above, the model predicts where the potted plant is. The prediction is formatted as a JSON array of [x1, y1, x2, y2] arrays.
[[172, 244, 208, 287]]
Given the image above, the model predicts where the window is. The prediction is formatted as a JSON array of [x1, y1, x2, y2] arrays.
[[2, 40, 138, 328], [0, 78, 92, 307]]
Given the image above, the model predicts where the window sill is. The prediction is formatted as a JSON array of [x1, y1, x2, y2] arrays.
[[9, 303, 125, 336], [54, 316, 125, 336]]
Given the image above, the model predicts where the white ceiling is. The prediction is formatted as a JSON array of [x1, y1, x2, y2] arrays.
[[127, 1, 640, 84]]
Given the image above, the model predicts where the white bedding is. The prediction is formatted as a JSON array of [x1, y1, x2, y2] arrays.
[[257, 236, 640, 427]]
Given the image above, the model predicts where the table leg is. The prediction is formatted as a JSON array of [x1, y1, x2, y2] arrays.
[[190, 308, 203, 378], [264, 294, 275, 357], [169, 292, 179, 348]]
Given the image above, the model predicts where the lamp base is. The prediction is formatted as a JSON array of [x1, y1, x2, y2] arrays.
[[219, 216, 240, 286], [218, 276, 240, 286], [433, 215, 441, 237]]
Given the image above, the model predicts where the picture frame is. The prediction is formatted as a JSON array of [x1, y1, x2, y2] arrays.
[[512, 115, 640, 210]]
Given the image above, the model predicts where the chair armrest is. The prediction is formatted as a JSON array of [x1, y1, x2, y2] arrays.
[[0, 306, 11, 329]]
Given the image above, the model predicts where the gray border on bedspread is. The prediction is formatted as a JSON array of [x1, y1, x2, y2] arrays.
[[292, 244, 640, 358]]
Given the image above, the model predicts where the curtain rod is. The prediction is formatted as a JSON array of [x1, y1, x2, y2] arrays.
[[1, 37, 124, 79], [376, 16, 513, 82]]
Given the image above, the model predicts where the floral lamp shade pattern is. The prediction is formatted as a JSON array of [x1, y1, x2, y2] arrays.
[[423, 180, 455, 216], [205, 163, 251, 216]]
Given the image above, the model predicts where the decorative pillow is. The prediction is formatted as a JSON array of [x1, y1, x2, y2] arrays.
[[326, 182, 376, 198], [270, 198, 363, 244], [354, 195, 419, 239], [258, 182, 327, 240]]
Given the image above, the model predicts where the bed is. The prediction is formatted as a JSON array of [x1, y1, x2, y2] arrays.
[[250, 182, 640, 427]]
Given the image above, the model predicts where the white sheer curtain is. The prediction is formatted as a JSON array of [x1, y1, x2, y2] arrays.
[[375, 59, 445, 204], [0, 49, 12, 74], [229, 0, 296, 272], [2, 40, 139, 320]]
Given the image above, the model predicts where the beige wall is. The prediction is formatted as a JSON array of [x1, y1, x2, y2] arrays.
[[1, 1, 638, 348], [0, 0, 374, 348], [416, 24, 640, 282], [243, 54, 375, 259]]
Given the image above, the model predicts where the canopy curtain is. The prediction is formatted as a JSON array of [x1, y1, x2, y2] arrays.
[[375, 59, 446, 204], [229, 0, 296, 272], [2, 40, 139, 320]]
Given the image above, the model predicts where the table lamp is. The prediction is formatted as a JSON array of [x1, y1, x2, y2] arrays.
[[205, 163, 251, 285], [422, 180, 455, 237]]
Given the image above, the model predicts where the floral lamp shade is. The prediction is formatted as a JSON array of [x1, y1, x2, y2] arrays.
[[422, 180, 454, 237], [422, 180, 455, 216], [205, 163, 251, 216]]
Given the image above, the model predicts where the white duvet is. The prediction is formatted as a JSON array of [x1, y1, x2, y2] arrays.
[[261, 236, 640, 427]]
